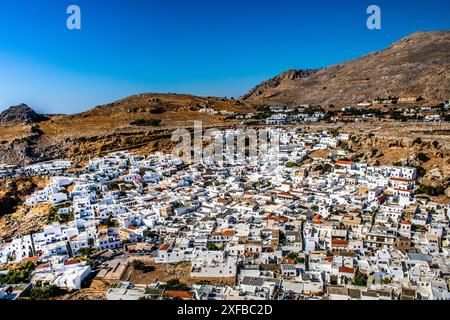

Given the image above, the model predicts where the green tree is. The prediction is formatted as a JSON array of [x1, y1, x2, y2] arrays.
[[352, 272, 368, 287], [132, 260, 145, 271], [78, 247, 94, 258], [206, 243, 221, 251], [0, 262, 35, 284], [416, 185, 446, 196], [30, 284, 65, 300], [160, 279, 189, 291]]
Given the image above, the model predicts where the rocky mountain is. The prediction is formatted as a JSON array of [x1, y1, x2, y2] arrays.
[[0, 94, 255, 165], [242, 31, 450, 106], [0, 104, 48, 124]]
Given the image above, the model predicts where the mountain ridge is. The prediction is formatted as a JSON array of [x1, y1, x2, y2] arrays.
[[241, 30, 450, 106]]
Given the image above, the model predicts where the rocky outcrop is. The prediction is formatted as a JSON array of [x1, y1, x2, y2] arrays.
[[0, 104, 48, 124]]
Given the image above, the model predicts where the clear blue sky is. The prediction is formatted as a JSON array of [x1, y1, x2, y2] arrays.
[[0, 0, 449, 114]]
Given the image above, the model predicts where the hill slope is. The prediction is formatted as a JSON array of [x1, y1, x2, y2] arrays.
[[0, 94, 254, 165], [242, 31, 450, 106]]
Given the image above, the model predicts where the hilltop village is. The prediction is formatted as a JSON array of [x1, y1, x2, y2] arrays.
[[0, 128, 449, 300]]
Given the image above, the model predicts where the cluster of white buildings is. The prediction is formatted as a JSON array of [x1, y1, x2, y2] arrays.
[[1, 128, 449, 300], [0, 160, 72, 179], [266, 112, 325, 125]]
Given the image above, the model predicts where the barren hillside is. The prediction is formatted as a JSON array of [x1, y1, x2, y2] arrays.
[[0, 94, 255, 165], [242, 31, 450, 106]]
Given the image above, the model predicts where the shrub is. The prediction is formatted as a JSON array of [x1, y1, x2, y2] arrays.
[[412, 137, 422, 146], [78, 247, 94, 257], [30, 284, 65, 300], [150, 107, 166, 114], [352, 272, 368, 287], [0, 195, 21, 217], [416, 152, 430, 162], [160, 279, 189, 291], [285, 162, 302, 168], [102, 217, 118, 228], [132, 260, 145, 270], [416, 185, 446, 196], [130, 119, 161, 126], [143, 228, 158, 239], [0, 262, 35, 284], [414, 166, 427, 178], [206, 243, 221, 251]]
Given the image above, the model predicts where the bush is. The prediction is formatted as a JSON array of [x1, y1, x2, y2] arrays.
[[0, 195, 21, 217], [102, 217, 118, 228], [132, 260, 145, 270], [143, 228, 158, 239], [78, 247, 94, 257], [416, 185, 446, 196], [30, 284, 65, 300], [150, 107, 166, 114], [206, 243, 221, 251], [0, 262, 35, 284], [352, 272, 368, 287], [160, 279, 189, 291], [47, 205, 74, 224], [416, 152, 430, 162], [130, 119, 161, 127], [414, 166, 427, 178], [285, 162, 302, 168]]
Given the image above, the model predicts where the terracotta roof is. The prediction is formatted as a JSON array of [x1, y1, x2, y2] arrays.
[[262, 215, 288, 223], [159, 243, 170, 250], [164, 290, 194, 300], [335, 161, 353, 165], [276, 191, 294, 198], [22, 257, 39, 263], [222, 230, 236, 237], [332, 239, 349, 246], [390, 177, 410, 182], [212, 229, 236, 237], [64, 259, 81, 266], [339, 267, 356, 274]]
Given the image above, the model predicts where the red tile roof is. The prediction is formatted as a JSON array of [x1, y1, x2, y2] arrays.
[[335, 161, 353, 165], [332, 239, 349, 246], [339, 267, 356, 274], [159, 243, 170, 250], [390, 177, 410, 182], [164, 290, 194, 300], [64, 259, 81, 266]]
